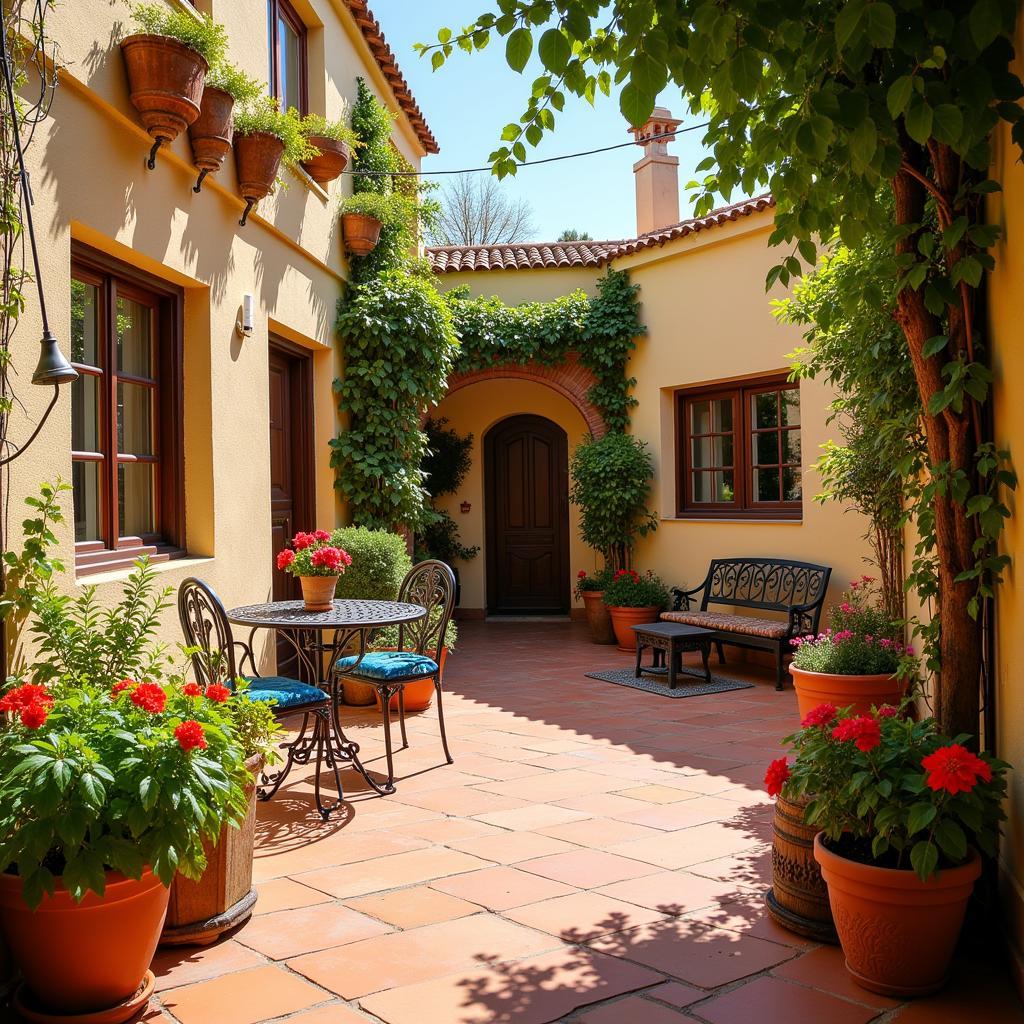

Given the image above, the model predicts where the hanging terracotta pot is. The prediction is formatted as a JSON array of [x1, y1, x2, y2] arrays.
[[814, 834, 980, 997], [342, 212, 383, 255], [233, 131, 285, 225], [0, 868, 169, 1021], [299, 575, 338, 612], [581, 591, 616, 645], [791, 666, 907, 720], [120, 35, 208, 145], [161, 754, 263, 947], [301, 136, 349, 186], [188, 86, 235, 189], [607, 605, 660, 652]]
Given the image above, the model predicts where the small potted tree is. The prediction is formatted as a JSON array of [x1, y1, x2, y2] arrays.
[[602, 569, 669, 652], [772, 705, 1009, 997], [121, 4, 226, 160], [188, 61, 262, 191], [276, 530, 352, 612], [340, 192, 407, 255], [575, 567, 616, 645], [300, 112, 359, 186]]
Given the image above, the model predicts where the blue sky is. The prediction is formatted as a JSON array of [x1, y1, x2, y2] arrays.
[[370, 1, 714, 242]]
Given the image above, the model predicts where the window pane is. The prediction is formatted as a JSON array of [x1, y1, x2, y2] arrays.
[[690, 397, 732, 434], [279, 17, 301, 110], [116, 296, 152, 378], [693, 470, 734, 503], [267, 0, 275, 92], [118, 463, 155, 537], [73, 461, 102, 542], [692, 435, 733, 468], [751, 391, 778, 428], [783, 465, 803, 502], [781, 388, 800, 426], [754, 430, 779, 466], [753, 467, 781, 502], [71, 279, 99, 366], [781, 429, 801, 465], [72, 374, 101, 453], [118, 382, 153, 455]]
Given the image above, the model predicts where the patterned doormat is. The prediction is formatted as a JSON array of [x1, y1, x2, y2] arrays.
[[585, 666, 755, 698]]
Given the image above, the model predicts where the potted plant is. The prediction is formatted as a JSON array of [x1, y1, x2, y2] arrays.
[[276, 530, 352, 612], [121, 4, 226, 159], [0, 548, 248, 1022], [575, 567, 616, 645], [188, 61, 262, 191], [602, 569, 669, 652], [340, 191, 407, 255], [161, 690, 281, 946], [300, 112, 359, 186], [363, 615, 458, 713], [771, 704, 1008, 997], [790, 577, 915, 718]]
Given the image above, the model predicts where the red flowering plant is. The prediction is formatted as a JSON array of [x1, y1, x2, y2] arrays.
[[573, 566, 614, 600], [766, 703, 1009, 880], [600, 568, 670, 608], [276, 529, 352, 578]]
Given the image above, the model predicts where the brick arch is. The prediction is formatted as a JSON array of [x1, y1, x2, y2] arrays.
[[443, 352, 606, 437]]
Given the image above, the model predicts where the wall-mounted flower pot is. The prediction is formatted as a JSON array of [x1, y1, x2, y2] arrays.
[[607, 605, 660, 652], [120, 35, 207, 156], [234, 131, 285, 225], [581, 591, 616, 645], [301, 136, 349, 186], [188, 86, 234, 191], [791, 666, 906, 720], [342, 212, 383, 256]]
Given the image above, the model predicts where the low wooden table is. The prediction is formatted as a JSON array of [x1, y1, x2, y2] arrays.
[[632, 621, 716, 689]]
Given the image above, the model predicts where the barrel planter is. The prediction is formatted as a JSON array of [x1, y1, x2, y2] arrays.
[[791, 665, 906, 720], [341, 212, 383, 256], [120, 35, 207, 145], [188, 86, 234, 187], [581, 591, 616, 645], [301, 136, 349, 185], [764, 792, 837, 943], [607, 605, 661, 652]]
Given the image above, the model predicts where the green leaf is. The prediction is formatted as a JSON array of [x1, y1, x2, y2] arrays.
[[538, 29, 570, 73], [923, 335, 950, 358], [835, 0, 866, 50], [932, 104, 963, 144], [887, 76, 914, 118], [505, 28, 533, 73], [934, 819, 968, 861], [910, 840, 939, 880], [864, 3, 896, 47], [969, 0, 1002, 49], [619, 81, 655, 128], [905, 99, 934, 143], [907, 801, 938, 835], [731, 47, 762, 99]]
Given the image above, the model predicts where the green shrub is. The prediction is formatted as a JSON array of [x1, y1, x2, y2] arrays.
[[340, 190, 416, 226], [130, 3, 227, 65], [329, 526, 412, 600], [422, 417, 473, 499], [233, 96, 317, 167], [368, 611, 457, 653]]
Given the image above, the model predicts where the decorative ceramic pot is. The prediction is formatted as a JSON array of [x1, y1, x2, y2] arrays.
[[765, 792, 836, 943], [607, 605, 661, 652], [342, 212, 383, 255], [814, 834, 981, 997], [341, 678, 377, 706], [791, 666, 906, 720], [372, 648, 449, 713], [161, 754, 263, 946], [120, 35, 207, 144], [234, 131, 285, 203], [188, 86, 234, 178], [301, 136, 349, 185], [299, 574, 338, 612], [581, 591, 616, 645], [0, 868, 169, 1019]]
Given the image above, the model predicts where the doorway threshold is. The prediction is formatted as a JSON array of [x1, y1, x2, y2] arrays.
[[485, 615, 572, 623]]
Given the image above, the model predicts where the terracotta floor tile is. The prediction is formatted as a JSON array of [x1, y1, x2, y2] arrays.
[[234, 902, 392, 960], [686, 848, 773, 888], [616, 785, 695, 804], [278, 1006, 379, 1023], [772, 944, 901, 1009], [644, 979, 706, 1009], [473, 804, 591, 831], [693, 976, 879, 1024], [397, 816, 507, 844], [609, 822, 767, 870], [682, 889, 814, 948], [449, 754, 551, 781], [430, 865, 577, 910], [885, 956, 1024, 1022], [253, 877, 331, 916], [151, 939, 266, 992], [519, 848, 658, 888], [552, 792, 655, 818], [294, 846, 493, 899], [576, 994, 692, 1022], [503, 890, 668, 941], [612, 796, 743, 831], [358, 946, 663, 1024], [448, 830, 579, 863], [477, 768, 623, 802], [595, 870, 744, 916], [393, 786, 529, 816], [287, 914, 563, 999], [345, 885, 481, 929], [159, 965, 327, 1024], [252, 827, 430, 881]]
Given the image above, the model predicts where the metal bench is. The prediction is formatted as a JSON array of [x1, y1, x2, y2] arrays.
[[663, 558, 832, 690]]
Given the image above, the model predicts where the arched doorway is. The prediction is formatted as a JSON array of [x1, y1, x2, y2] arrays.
[[484, 414, 570, 614]]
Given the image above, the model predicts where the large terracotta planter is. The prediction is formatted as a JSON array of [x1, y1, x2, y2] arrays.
[[0, 868, 169, 1018], [299, 574, 339, 612], [342, 212, 383, 255], [161, 754, 262, 946], [120, 35, 207, 144], [372, 648, 448, 713], [234, 131, 285, 203], [792, 665, 906, 720], [188, 86, 234, 185], [607, 605, 661, 652], [302, 136, 349, 185], [814, 834, 981, 997], [765, 792, 837, 943], [581, 591, 616, 645]]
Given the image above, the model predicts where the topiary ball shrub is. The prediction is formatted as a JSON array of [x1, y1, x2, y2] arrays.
[[330, 526, 412, 601]]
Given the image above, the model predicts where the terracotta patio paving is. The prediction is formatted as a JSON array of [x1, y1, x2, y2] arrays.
[[112, 624, 1024, 1020]]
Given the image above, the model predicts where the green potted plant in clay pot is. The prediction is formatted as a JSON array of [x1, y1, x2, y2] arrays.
[[340, 191, 412, 256], [299, 111, 359, 186], [365, 615, 458, 713], [602, 569, 670, 652], [276, 530, 353, 612], [575, 567, 616, 645], [790, 577, 916, 719], [121, 4, 226, 159], [161, 689, 282, 946], [771, 704, 1009, 997]]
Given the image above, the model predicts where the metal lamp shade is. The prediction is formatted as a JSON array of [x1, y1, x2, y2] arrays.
[[32, 330, 78, 386]]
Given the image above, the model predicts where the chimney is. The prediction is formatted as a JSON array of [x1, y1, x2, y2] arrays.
[[629, 107, 682, 236]]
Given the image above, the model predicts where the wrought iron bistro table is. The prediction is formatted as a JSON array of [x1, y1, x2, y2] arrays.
[[226, 598, 427, 812]]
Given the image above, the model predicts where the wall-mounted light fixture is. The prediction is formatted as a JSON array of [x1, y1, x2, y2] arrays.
[[236, 294, 254, 338], [460, 501, 472, 514]]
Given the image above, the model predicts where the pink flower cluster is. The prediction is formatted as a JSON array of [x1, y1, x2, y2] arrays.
[[848, 575, 875, 591], [878, 637, 914, 656]]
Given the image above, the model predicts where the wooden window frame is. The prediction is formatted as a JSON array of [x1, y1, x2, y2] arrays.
[[71, 245, 185, 575], [675, 374, 802, 520], [267, 0, 308, 115]]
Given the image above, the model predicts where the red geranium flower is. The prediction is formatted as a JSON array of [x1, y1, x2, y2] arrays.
[[293, 532, 315, 551], [312, 529, 331, 542], [922, 744, 992, 795], [130, 682, 167, 714], [311, 546, 346, 573], [20, 703, 49, 729], [764, 757, 790, 798], [276, 549, 296, 571], [800, 702, 836, 729], [831, 715, 882, 752], [182, 682, 202, 697], [111, 678, 136, 697], [876, 704, 899, 718], [578, 570, 587, 579], [175, 719, 207, 752], [205, 684, 231, 703], [0, 683, 53, 712]]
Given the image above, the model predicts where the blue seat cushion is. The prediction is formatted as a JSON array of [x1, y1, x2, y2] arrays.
[[335, 651, 439, 682], [244, 676, 328, 710]]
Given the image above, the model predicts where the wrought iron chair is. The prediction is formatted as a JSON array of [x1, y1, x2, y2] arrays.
[[177, 577, 344, 819], [334, 560, 456, 794]]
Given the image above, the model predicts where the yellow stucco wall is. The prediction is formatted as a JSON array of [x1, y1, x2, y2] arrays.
[[3, 0, 422, 670], [434, 267, 603, 303]]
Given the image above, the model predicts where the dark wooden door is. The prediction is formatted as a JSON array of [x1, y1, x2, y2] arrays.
[[486, 415, 570, 614]]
